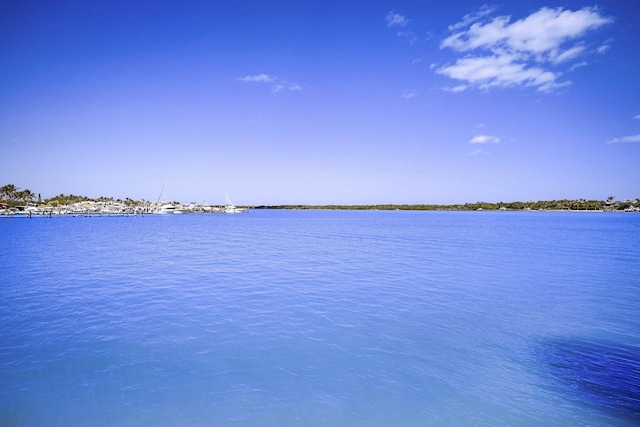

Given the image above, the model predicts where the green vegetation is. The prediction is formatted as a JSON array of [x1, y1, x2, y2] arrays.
[[254, 198, 638, 211], [0, 185, 147, 208], [1, 184, 35, 206], [1, 183, 638, 212], [44, 194, 143, 207]]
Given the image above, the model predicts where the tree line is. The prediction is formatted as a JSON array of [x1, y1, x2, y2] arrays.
[[0, 184, 36, 205], [255, 198, 638, 211], [0, 184, 142, 207], [2, 183, 638, 211]]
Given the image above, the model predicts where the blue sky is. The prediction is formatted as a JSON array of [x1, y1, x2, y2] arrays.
[[1, 0, 638, 205]]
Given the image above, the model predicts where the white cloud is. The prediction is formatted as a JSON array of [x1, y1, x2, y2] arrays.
[[239, 74, 301, 93], [597, 44, 611, 54], [442, 7, 611, 55], [438, 53, 564, 92], [568, 61, 588, 72], [466, 148, 488, 156], [448, 5, 496, 32], [386, 12, 409, 27], [634, 114, 640, 120], [397, 30, 419, 45], [606, 134, 640, 144], [443, 84, 467, 93], [401, 90, 418, 99], [552, 43, 585, 64], [438, 6, 613, 92], [271, 83, 302, 93], [470, 134, 500, 144], [238, 74, 275, 83], [386, 12, 424, 44]]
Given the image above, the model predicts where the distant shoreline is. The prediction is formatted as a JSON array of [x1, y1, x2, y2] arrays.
[[1, 183, 638, 213], [252, 201, 637, 212], [4, 206, 640, 219], [255, 207, 610, 212]]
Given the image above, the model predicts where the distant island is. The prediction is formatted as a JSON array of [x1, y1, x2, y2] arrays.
[[1, 183, 639, 213], [255, 197, 639, 212]]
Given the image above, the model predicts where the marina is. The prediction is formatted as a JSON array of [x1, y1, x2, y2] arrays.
[[0, 198, 249, 218]]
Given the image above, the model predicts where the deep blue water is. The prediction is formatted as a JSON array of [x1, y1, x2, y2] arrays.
[[1, 210, 639, 426]]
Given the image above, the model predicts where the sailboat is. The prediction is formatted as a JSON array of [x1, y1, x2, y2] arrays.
[[224, 196, 248, 214], [155, 180, 180, 214]]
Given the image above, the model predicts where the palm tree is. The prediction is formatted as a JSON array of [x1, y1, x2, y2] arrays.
[[17, 189, 35, 204], [0, 184, 18, 202]]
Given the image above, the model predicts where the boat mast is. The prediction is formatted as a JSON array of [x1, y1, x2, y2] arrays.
[[157, 179, 167, 203]]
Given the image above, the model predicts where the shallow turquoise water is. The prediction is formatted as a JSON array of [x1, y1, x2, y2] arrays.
[[1, 210, 639, 426]]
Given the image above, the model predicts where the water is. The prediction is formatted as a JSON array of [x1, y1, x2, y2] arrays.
[[1, 210, 639, 426]]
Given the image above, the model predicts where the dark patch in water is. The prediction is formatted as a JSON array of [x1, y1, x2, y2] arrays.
[[538, 339, 640, 423]]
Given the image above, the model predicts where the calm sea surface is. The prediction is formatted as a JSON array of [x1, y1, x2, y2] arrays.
[[1, 210, 639, 426]]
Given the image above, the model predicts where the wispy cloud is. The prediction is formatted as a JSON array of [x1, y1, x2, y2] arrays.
[[470, 135, 500, 144], [443, 84, 467, 93], [270, 83, 302, 93], [400, 90, 418, 99], [466, 148, 488, 156], [239, 74, 302, 93], [606, 134, 640, 144], [386, 11, 428, 45], [437, 6, 613, 92], [439, 53, 564, 92], [397, 30, 419, 45], [386, 12, 409, 27], [552, 44, 586, 64], [448, 5, 497, 32], [634, 114, 640, 120], [238, 74, 275, 83], [568, 61, 588, 72], [597, 41, 612, 54]]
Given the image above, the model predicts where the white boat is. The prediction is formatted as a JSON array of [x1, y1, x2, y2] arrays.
[[224, 196, 247, 214], [154, 180, 183, 214], [156, 203, 179, 214]]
